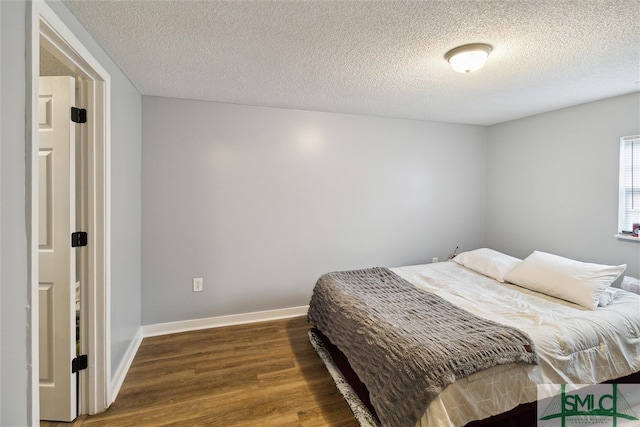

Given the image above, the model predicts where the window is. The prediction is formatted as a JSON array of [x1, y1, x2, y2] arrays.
[[618, 135, 640, 237]]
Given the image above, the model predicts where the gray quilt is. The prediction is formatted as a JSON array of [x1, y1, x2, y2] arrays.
[[307, 267, 538, 427]]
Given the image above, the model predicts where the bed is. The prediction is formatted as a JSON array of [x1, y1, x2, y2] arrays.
[[307, 248, 640, 427]]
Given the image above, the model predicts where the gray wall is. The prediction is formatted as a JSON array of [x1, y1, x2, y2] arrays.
[[141, 96, 488, 325], [0, 1, 142, 425], [0, 1, 3, 419], [1, 2, 29, 424], [486, 93, 640, 278]]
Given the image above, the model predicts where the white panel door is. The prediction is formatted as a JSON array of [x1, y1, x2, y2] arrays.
[[39, 76, 77, 422]]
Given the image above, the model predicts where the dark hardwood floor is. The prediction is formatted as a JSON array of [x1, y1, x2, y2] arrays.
[[41, 316, 358, 427]]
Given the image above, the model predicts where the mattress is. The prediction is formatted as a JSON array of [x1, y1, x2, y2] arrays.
[[386, 261, 640, 427]]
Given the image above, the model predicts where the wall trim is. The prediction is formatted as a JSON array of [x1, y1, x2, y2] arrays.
[[109, 328, 142, 406], [141, 305, 309, 338], [29, 1, 112, 421]]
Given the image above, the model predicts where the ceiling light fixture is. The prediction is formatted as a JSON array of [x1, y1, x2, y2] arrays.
[[445, 43, 492, 73]]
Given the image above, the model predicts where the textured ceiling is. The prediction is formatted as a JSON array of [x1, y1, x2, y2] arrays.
[[41, 47, 75, 76], [63, 0, 640, 126]]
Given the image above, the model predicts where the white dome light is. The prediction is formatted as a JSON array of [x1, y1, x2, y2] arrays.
[[445, 44, 492, 73]]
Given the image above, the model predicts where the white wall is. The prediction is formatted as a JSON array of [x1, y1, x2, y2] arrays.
[[0, 1, 142, 424], [486, 93, 640, 278], [141, 96, 488, 325]]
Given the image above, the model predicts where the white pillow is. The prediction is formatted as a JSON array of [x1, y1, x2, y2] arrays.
[[504, 251, 626, 310], [452, 248, 521, 282]]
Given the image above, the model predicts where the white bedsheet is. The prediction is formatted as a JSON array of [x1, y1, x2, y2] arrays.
[[390, 261, 640, 427]]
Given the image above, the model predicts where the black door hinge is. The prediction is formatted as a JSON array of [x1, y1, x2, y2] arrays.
[[71, 107, 87, 124], [72, 354, 88, 373], [71, 231, 88, 247]]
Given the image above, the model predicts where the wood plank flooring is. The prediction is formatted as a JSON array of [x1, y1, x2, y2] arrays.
[[41, 316, 358, 427]]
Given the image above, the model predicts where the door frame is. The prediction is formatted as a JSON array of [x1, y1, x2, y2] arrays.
[[27, 0, 111, 423]]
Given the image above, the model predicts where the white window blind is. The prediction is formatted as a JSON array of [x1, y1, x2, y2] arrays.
[[619, 135, 640, 233]]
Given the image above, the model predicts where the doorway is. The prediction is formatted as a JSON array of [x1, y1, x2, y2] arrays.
[[28, 1, 111, 423]]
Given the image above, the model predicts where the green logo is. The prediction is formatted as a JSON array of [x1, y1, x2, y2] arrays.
[[539, 384, 639, 426]]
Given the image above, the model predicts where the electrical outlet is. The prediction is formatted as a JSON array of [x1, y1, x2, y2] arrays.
[[192, 277, 203, 292], [432, 257, 439, 263]]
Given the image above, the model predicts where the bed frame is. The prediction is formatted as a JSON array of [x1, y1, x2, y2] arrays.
[[313, 328, 640, 427]]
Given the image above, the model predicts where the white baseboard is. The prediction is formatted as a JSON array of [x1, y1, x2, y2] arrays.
[[109, 327, 142, 405], [140, 305, 309, 338]]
